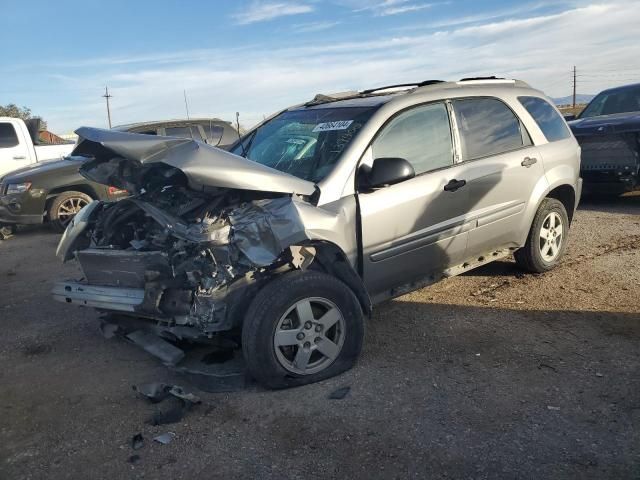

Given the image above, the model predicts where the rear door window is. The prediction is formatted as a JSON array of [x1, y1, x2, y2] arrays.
[[519, 96, 571, 142], [372, 102, 454, 175], [0, 122, 19, 148], [452, 98, 526, 160]]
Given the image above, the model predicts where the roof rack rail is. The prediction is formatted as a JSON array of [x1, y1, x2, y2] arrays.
[[459, 76, 505, 82], [360, 80, 444, 95]]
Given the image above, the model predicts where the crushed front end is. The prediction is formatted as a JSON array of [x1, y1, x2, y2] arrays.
[[54, 188, 318, 338], [52, 127, 322, 341]]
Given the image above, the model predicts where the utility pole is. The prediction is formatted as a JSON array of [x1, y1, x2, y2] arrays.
[[102, 86, 113, 128], [572, 66, 577, 110], [183, 90, 190, 120]]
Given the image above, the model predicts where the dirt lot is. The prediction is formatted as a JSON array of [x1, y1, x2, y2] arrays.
[[1, 195, 639, 479]]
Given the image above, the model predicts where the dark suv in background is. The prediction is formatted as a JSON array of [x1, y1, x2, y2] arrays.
[[568, 82, 640, 195], [0, 118, 238, 231]]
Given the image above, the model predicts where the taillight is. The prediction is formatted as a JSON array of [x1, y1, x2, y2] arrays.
[[108, 186, 128, 196]]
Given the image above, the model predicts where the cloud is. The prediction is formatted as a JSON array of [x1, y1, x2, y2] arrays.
[[232, 1, 313, 25], [351, 0, 439, 16], [292, 21, 342, 33], [10, 1, 640, 133]]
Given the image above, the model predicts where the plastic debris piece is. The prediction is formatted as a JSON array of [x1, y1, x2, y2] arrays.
[[153, 432, 175, 445], [329, 386, 351, 400], [131, 433, 144, 450], [126, 331, 185, 366]]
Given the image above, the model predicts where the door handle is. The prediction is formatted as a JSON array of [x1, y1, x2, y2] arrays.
[[12, 155, 26, 160], [521, 157, 537, 167], [444, 179, 467, 192]]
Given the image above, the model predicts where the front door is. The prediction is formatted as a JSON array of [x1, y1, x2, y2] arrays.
[[0, 121, 31, 177], [357, 102, 473, 302]]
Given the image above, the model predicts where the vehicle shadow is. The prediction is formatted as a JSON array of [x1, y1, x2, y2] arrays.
[[459, 259, 523, 277], [578, 191, 640, 215]]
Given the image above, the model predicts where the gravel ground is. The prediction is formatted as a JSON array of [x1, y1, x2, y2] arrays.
[[0, 195, 639, 479]]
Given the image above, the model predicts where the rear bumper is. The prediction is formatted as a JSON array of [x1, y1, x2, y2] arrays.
[[52, 281, 145, 312]]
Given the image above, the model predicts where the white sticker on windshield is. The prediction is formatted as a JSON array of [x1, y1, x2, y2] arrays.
[[312, 120, 354, 133]]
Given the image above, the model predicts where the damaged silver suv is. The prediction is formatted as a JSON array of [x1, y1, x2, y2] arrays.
[[54, 78, 582, 388]]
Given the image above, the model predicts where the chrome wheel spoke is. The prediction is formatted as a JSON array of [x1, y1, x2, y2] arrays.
[[316, 336, 339, 360], [293, 347, 312, 371], [317, 307, 340, 330], [295, 300, 315, 323], [539, 226, 550, 239], [274, 328, 300, 347]]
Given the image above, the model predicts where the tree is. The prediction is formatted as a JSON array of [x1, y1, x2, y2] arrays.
[[0, 104, 32, 120], [0, 104, 47, 130]]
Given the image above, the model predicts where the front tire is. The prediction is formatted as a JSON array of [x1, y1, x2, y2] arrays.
[[48, 191, 92, 233], [515, 198, 569, 273], [242, 270, 364, 389]]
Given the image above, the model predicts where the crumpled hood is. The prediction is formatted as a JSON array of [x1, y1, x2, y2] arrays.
[[72, 127, 316, 196], [569, 111, 640, 136]]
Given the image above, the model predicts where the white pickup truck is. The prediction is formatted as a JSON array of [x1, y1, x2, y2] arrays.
[[0, 117, 74, 178]]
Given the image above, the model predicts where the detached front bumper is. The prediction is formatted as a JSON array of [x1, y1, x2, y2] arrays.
[[52, 281, 145, 312]]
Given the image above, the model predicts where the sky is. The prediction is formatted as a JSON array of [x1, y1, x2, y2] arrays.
[[1, 0, 639, 134]]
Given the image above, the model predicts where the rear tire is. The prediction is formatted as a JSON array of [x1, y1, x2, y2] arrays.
[[515, 198, 569, 273], [242, 270, 364, 389], [48, 191, 92, 233]]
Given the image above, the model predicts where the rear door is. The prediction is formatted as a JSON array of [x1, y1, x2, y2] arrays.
[[448, 97, 546, 258], [358, 102, 474, 302], [0, 121, 32, 177]]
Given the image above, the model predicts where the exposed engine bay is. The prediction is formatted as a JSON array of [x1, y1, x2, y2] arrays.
[[56, 182, 320, 335]]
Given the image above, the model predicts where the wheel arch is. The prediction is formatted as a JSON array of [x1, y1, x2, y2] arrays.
[[517, 178, 577, 247], [545, 184, 576, 224], [45, 185, 98, 218], [289, 240, 372, 317]]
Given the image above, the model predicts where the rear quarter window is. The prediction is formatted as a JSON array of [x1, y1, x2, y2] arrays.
[[0, 122, 19, 148], [518, 96, 571, 142]]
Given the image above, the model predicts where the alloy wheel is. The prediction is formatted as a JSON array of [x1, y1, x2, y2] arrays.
[[57, 197, 89, 227], [539, 211, 564, 262], [273, 297, 346, 375]]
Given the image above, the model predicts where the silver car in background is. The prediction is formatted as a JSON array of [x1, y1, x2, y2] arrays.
[[54, 78, 582, 388]]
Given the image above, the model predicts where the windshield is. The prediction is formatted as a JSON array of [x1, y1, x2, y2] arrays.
[[580, 85, 640, 118], [231, 106, 376, 182]]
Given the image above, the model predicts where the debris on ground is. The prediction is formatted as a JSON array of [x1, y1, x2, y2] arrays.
[[99, 322, 121, 339], [127, 455, 141, 465], [131, 433, 144, 450], [133, 383, 201, 404], [329, 386, 351, 400], [547, 406, 561, 411], [134, 383, 201, 425], [0, 225, 15, 240], [153, 432, 175, 445], [126, 331, 185, 366]]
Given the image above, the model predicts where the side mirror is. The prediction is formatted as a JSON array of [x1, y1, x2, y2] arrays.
[[563, 113, 576, 121], [359, 157, 415, 190]]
